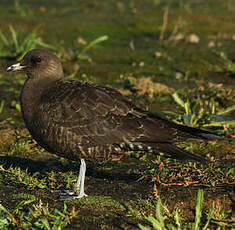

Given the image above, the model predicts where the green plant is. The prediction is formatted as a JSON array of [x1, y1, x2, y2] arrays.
[[158, 0, 190, 41], [59, 35, 108, 62], [0, 165, 47, 189], [170, 92, 235, 128], [194, 189, 204, 230], [14, 0, 29, 17], [0, 200, 77, 229], [138, 189, 234, 230], [10, 140, 31, 155], [0, 25, 55, 60], [214, 51, 235, 74], [59, 35, 108, 78], [0, 100, 5, 113], [10, 100, 21, 113]]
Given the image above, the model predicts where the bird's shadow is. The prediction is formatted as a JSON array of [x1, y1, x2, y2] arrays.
[[0, 155, 141, 182]]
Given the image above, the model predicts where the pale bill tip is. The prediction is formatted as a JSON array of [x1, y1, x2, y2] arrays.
[[6, 63, 25, 72]]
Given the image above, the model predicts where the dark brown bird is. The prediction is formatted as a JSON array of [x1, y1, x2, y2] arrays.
[[7, 48, 223, 199]]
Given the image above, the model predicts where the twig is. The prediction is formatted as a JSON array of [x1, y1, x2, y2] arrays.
[[159, 6, 169, 41]]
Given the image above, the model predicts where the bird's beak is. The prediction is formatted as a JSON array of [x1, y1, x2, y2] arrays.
[[6, 63, 26, 72]]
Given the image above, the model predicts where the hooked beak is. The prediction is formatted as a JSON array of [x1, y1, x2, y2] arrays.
[[6, 63, 26, 72]]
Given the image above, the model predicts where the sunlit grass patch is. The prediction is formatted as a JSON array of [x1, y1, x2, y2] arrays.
[[171, 91, 235, 129], [69, 195, 126, 211], [138, 189, 234, 230], [0, 165, 47, 189], [9, 140, 31, 156], [0, 25, 55, 60], [0, 200, 77, 229], [0, 162, 85, 191], [152, 82, 234, 140]]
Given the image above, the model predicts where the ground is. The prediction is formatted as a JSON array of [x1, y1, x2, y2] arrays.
[[0, 0, 234, 229]]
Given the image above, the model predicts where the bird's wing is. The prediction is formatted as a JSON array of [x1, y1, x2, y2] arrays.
[[37, 79, 178, 147]]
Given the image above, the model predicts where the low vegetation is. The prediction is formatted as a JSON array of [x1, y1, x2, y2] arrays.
[[0, 0, 234, 229]]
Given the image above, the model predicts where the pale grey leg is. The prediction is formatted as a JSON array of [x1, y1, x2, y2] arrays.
[[75, 158, 87, 198], [53, 158, 88, 200]]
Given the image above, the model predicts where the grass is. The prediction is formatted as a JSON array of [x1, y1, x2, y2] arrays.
[[0, 0, 234, 229], [0, 25, 55, 60], [0, 200, 77, 229], [0, 100, 5, 114], [0, 165, 47, 189], [58, 35, 108, 62], [138, 155, 234, 187], [0, 151, 233, 229], [171, 91, 235, 129], [139, 189, 234, 230], [213, 50, 235, 74], [58, 35, 109, 78]]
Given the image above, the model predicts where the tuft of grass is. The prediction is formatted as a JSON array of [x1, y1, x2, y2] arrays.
[[71, 195, 126, 212], [0, 165, 47, 189], [59, 35, 108, 62], [57, 35, 108, 78], [0, 25, 55, 60], [138, 197, 168, 230], [0, 200, 77, 229], [194, 189, 204, 230], [170, 92, 235, 129], [138, 189, 234, 229], [213, 50, 235, 74], [14, 0, 30, 17], [9, 140, 31, 155]]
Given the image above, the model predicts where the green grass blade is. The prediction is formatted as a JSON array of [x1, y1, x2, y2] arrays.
[[174, 209, 182, 230], [35, 40, 57, 50], [185, 99, 191, 115], [219, 51, 235, 73], [138, 224, 151, 230], [172, 93, 185, 109], [40, 218, 51, 230], [16, 25, 22, 47], [22, 32, 36, 50], [14, 199, 35, 212], [0, 100, 5, 113], [217, 105, 235, 115], [156, 199, 166, 229], [145, 216, 163, 230], [0, 30, 9, 46], [0, 204, 11, 215], [195, 189, 204, 230], [9, 25, 18, 51], [0, 51, 12, 58], [203, 120, 235, 127], [78, 35, 108, 58], [202, 207, 213, 230]]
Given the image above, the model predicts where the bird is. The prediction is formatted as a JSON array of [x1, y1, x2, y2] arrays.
[[7, 48, 224, 199]]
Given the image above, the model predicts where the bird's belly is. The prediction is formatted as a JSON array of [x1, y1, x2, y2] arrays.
[[28, 122, 123, 162]]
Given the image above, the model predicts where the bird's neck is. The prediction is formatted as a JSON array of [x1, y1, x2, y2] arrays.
[[20, 76, 59, 125]]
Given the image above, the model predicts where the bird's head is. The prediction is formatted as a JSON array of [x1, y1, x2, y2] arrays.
[[6, 48, 64, 80]]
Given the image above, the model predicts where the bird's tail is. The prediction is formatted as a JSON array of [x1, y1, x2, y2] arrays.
[[156, 143, 208, 164], [172, 123, 226, 142]]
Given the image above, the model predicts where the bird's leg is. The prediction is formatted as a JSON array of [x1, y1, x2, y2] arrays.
[[53, 158, 88, 200], [74, 158, 87, 198]]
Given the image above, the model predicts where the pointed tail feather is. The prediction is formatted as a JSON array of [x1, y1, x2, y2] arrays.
[[157, 143, 208, 164], [173, 124, 226, 141]]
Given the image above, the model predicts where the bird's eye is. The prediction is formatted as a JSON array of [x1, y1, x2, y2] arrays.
[[31, 57, 41, 63]]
